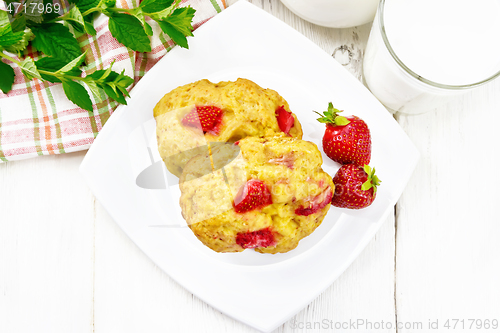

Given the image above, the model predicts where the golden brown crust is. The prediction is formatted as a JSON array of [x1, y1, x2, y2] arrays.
[[154, 78, 303, 177], [179, 135, 334, 254]]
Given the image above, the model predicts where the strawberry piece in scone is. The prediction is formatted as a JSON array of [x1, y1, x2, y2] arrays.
[[275, 105, 295, 134], [233, 179, 273, 213], [181, 105, 223, 134], [295, 186, 333, 216], [236, 227, 276, 249]]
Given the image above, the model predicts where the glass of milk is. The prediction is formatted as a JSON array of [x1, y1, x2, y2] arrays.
[[363, 0, 500, 114]]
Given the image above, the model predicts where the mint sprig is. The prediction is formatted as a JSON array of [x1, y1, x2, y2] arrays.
[[1, 48, 133, 111], [81, 0, 195, 51], [0, 0, 196, 110], [157, 7, 195, 49]]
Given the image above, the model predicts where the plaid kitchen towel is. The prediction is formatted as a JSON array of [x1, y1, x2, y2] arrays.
[[0, 0, 226, 162]]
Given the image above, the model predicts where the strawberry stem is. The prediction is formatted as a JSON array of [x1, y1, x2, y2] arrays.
[[361, 165, 381, 192], [314, 102, 350, 126]]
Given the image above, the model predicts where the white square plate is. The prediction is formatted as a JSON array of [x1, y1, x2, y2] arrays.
[[80, 1, 419, 332]]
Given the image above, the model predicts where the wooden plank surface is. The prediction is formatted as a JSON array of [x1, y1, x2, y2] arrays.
[[0, 151, 94, 333], [395, 79, 500, 332]]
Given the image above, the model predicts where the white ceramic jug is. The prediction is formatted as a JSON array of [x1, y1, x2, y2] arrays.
[[280, 0, 380, 28]]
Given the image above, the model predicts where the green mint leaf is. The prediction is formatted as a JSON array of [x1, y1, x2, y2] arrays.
[[0, 30, 25, 47], [84, 20, 96, 35], [104, 69, 133, 84], [102, 84, 126, 104], [36, 55, 83, 83], [84, 79, 103, 102], [147, 8, 172, 20], [42, 0, 60, 22], [88, 62, 114, 81], [114, 70, 134, 89], [86, 68, 133, 104], [36, 58, 67, 83], [108, 13, 151, 52], [0, 60, 15, 94], [106, 72, 133, 99], [31, 23, 82, 63], [3, 29, 34, 54], [103, 0, 116, 8], [102, 72, 133, 100], [128, 8, 153, 36], [140, 0, 174, 14], [61, 6, 86, 34], [143, 21, 153, 36], [56, 51, 86, 74], [19, 57, 42, 80], [116, 84, 129, 98], [10, 15, 27, 33], [0, 10, 11, 32], [62, 80, 93, 111], [0, 10, 26, 49], [93, 68, 112, 81], [23, 0, 45, 24], [35, 57, 66, 72], [144, 0, 180, 20], [162, 6, 195, 37], [38, 71, 63, 83], [67, 21, 84, 34], [74, 0, 101, 14], [157, 20, 187, 48]]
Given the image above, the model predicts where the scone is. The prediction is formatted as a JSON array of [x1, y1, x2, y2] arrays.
[[179, 135, 334, 254], [154, 78, 303, 177]]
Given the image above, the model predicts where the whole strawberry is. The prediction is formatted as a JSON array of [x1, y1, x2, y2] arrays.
[[331, 164, 380, 209], [315, 102, 371, 165]]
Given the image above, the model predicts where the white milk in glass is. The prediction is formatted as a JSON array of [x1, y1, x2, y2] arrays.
[[363, 0, 500, 114]]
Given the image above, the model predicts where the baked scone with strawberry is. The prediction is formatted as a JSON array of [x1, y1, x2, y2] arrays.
[[179, 134, 334, 254], [154, 78, 303, 177]]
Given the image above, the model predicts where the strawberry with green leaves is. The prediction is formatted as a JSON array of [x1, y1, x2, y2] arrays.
[[315, 102, 371, 165], [331, 164, 381, 209], [181, 105, 224, 134]]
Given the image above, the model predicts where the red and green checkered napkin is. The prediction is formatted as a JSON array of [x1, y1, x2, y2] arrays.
[[0, 0, 226, 162]]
